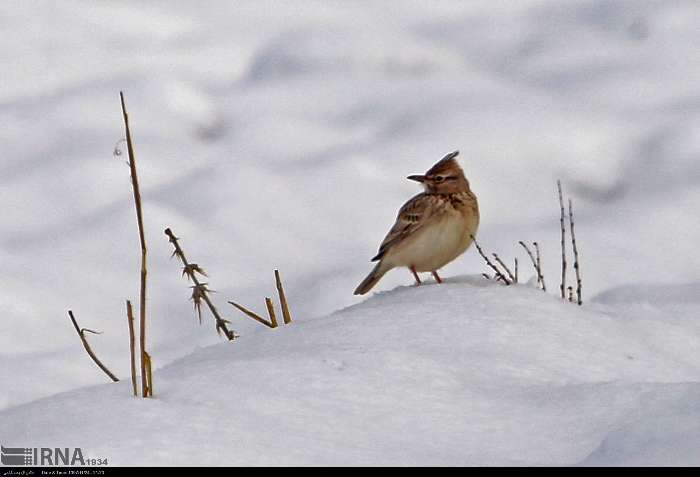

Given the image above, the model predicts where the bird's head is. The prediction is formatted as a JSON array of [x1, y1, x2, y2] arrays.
[[407, 150, 470, 194]]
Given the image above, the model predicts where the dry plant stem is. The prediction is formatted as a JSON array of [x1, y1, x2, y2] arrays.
[[568, 286, 574, 303], [126, 301, 138, 396], [557, 180, 567, 299], [519, 241, 546, 291], [471, 235, 510, 284], [120, 92, 149, 397], [274, 270, 292, 324], [144, 352, 153, 397], [514, 258, 519, 283], [493, 253, 516, 283], [568, 199, 583, 306], [68, 310, 119, 382], [265, 298, 278, 328], [165, 228, 237, 340], [534, 242, 546, 292], [228, 301, 275, 328]]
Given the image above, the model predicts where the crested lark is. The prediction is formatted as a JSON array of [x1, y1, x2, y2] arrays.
[[354, 150, 479, 295]]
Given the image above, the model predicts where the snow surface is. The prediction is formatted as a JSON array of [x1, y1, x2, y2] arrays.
[[2, 278, 700, 466], [1, 0, 700, 466]]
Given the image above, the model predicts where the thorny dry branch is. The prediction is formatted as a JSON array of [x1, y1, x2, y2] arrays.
[[165, 227, 238, 340]]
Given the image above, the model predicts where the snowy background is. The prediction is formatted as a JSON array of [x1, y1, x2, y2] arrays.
[[1, 0, 699, 466]]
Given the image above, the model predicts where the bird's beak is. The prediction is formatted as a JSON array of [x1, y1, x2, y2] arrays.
[[407, 174, 426, 183]]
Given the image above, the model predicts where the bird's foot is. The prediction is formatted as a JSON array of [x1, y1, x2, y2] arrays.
[[432, 271, 443, 284]]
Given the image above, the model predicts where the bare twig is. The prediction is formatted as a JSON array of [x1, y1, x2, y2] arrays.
[[569, 199, 583, 305], [68, 310, 119, 382], [120, 91, 149, 397], [126, 301, 138, 396], [514, 258, 518, 284], [568, 286, 574, 303], [519, 241, 546, 291], [518, 242, 537, 277], [165, 228, 237, 340], [493, 253, 517, 283], [557, 180, 567, 300], [274, 269, 292, 325], [534, 242, 546, 292], [471, 235, 511, 284], [482, 273, 492, 280], [265, 298, 278, 328], [228, 301, 275, 328]]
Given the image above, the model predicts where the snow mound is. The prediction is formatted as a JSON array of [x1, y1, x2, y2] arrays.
[[1, 277, 699, 466]]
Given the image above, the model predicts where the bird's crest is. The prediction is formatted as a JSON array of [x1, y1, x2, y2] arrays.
[[425, 150, 461, 177]]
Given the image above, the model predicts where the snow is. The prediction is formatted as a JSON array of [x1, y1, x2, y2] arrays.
[[2, 278, 700, 466], [2, 0, 700, 466]]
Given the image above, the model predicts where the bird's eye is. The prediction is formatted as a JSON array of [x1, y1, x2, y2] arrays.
[[435, 176, 445, 183]]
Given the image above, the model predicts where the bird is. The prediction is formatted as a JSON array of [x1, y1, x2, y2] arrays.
[[354, 150, 479, 295]]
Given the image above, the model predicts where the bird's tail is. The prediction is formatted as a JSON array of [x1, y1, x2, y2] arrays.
[[354, 262, 390, 295]]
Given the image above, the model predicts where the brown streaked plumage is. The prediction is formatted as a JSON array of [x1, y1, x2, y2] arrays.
[[354, 150, 479, 295]]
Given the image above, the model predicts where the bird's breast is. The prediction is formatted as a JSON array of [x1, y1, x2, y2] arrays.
[[388, 202, 479, 272]]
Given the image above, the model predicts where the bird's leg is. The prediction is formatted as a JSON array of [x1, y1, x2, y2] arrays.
[[410, 266, 422, 286], [432, 271, 443, 284]]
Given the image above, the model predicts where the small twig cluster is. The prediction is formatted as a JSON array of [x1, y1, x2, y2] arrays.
[[519, 241, 546, 291], [165, 227, 238, 340], [229, 270, 293, 328], [472, 180, 583, 306], [476, 240, 547, 291], [471, 235, 516, 285]]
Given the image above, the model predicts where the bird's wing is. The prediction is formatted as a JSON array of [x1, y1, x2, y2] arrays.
[[371, 193, 438, 262]]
